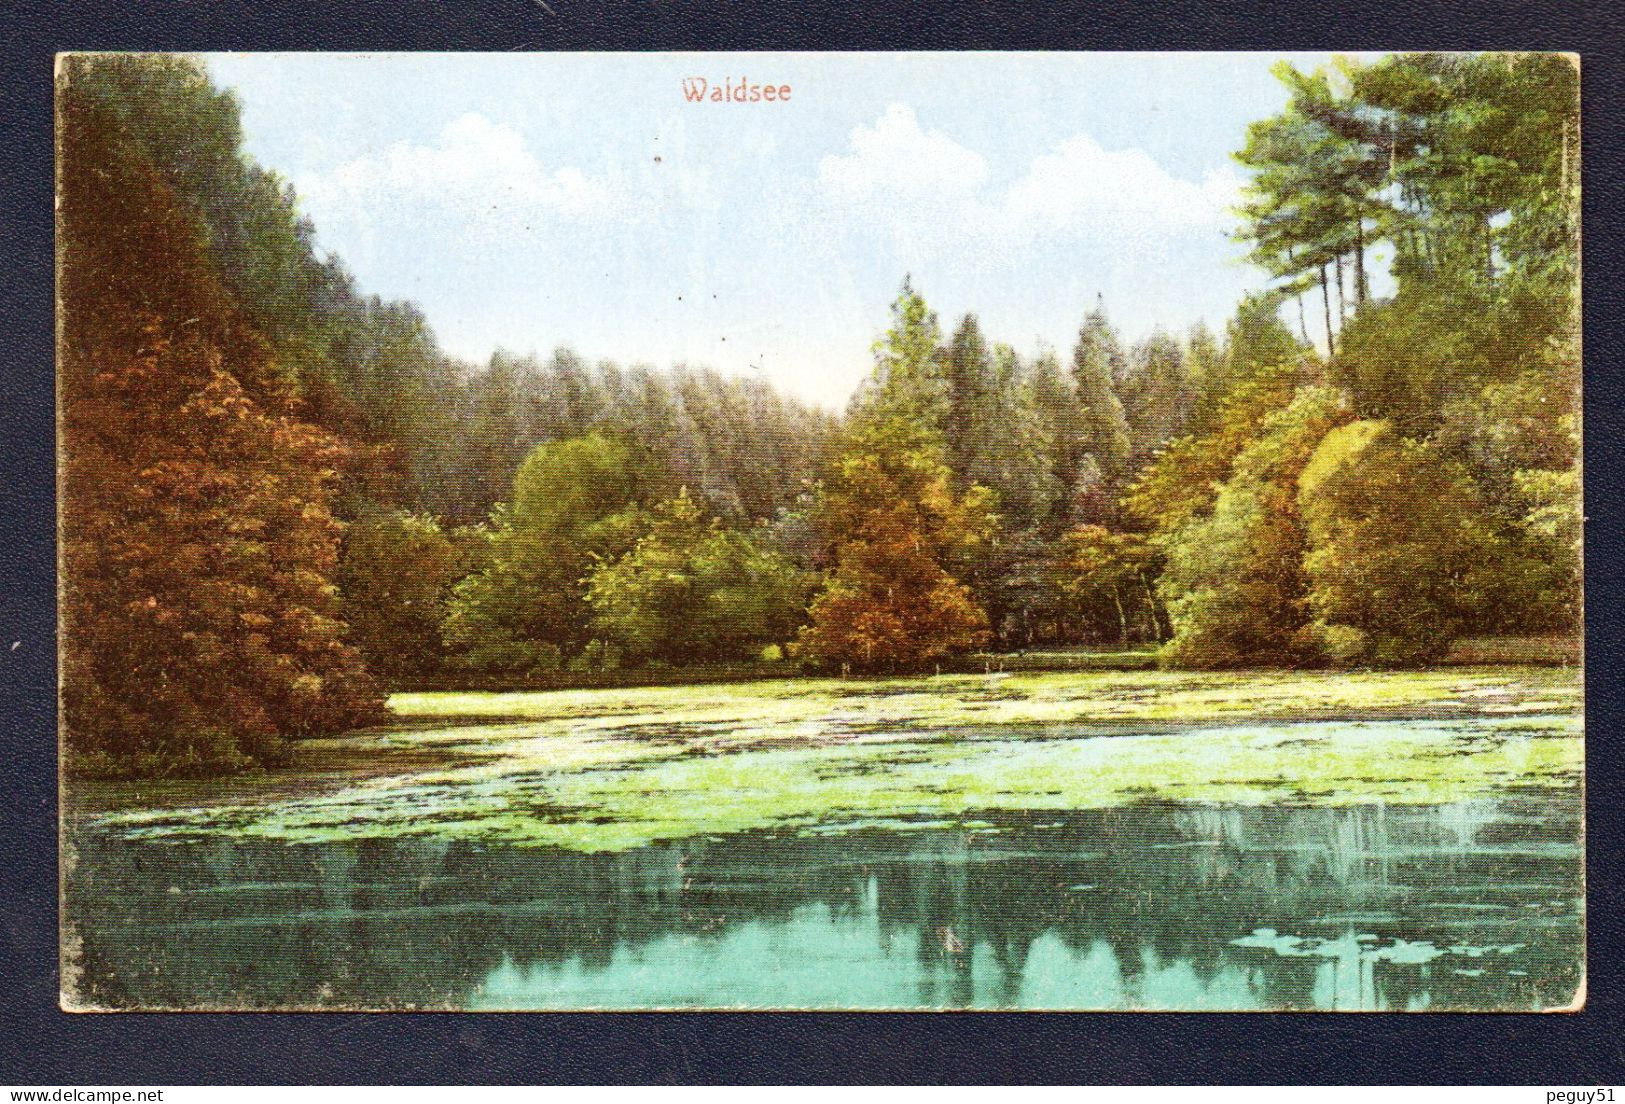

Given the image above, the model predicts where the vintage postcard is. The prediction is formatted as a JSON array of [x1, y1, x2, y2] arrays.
[[58, 51, 1582, 1011]]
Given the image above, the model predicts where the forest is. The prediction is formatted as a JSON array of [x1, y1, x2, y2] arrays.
[[57, 53, 1580, 776]]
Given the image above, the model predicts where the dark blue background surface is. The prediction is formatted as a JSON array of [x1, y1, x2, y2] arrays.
[[2, 0, 1621, 1084]]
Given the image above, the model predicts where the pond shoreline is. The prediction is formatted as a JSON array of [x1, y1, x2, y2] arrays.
[[65, 662, 1582, 818]]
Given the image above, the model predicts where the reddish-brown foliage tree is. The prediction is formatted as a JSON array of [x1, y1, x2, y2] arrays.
[[59, 82, 383, 775]]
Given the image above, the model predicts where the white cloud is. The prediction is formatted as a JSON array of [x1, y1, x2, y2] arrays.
[[818, 103, 989, 202], [295, 112, 621, 232], [1001, 134, 1242, 236], [815, 104, 1244, 262]]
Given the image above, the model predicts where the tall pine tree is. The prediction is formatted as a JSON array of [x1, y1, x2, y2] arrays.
[[1067, 303, 1133, 508]]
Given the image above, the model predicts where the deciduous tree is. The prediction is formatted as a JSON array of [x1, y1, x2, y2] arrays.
[[587, 489, 814, 664]]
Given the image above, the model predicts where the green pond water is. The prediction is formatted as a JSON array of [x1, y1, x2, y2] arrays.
[[63, 703, 1583, 1011]]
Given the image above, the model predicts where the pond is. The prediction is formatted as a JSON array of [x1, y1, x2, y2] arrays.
[[63, 708, 1583, 1011]]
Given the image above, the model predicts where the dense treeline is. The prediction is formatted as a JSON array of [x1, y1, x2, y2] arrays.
[[63, 57, 834, 524], [60, 52, 1579, 776], [1171, 52, 1581, 666]]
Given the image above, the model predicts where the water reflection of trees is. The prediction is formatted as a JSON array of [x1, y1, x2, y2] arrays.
[[65, 793, 1580, 1010]]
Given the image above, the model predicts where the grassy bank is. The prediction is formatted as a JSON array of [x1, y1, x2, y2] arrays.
[[389, 645, 1164, 694], [385, 637, 1576, 696]]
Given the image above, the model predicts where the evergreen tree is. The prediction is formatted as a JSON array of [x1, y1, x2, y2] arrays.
[[990, 344, 1065, 531], [1024, 347, 1081, 533], [1119, 330, 1195, 469], [1067, 304, 1133, 497], [1184, 321, 1227, 435], [943, 312, 996, 485], [854, 276, 950, 437]]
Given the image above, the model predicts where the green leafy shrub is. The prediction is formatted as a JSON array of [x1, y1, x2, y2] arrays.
[[1298, 420, 1506, 665]]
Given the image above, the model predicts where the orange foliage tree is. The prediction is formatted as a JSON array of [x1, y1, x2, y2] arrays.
[[794, 414, 994, 673]]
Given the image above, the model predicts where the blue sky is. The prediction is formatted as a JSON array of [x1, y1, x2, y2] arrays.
[[203, 51, 1378, 409]]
